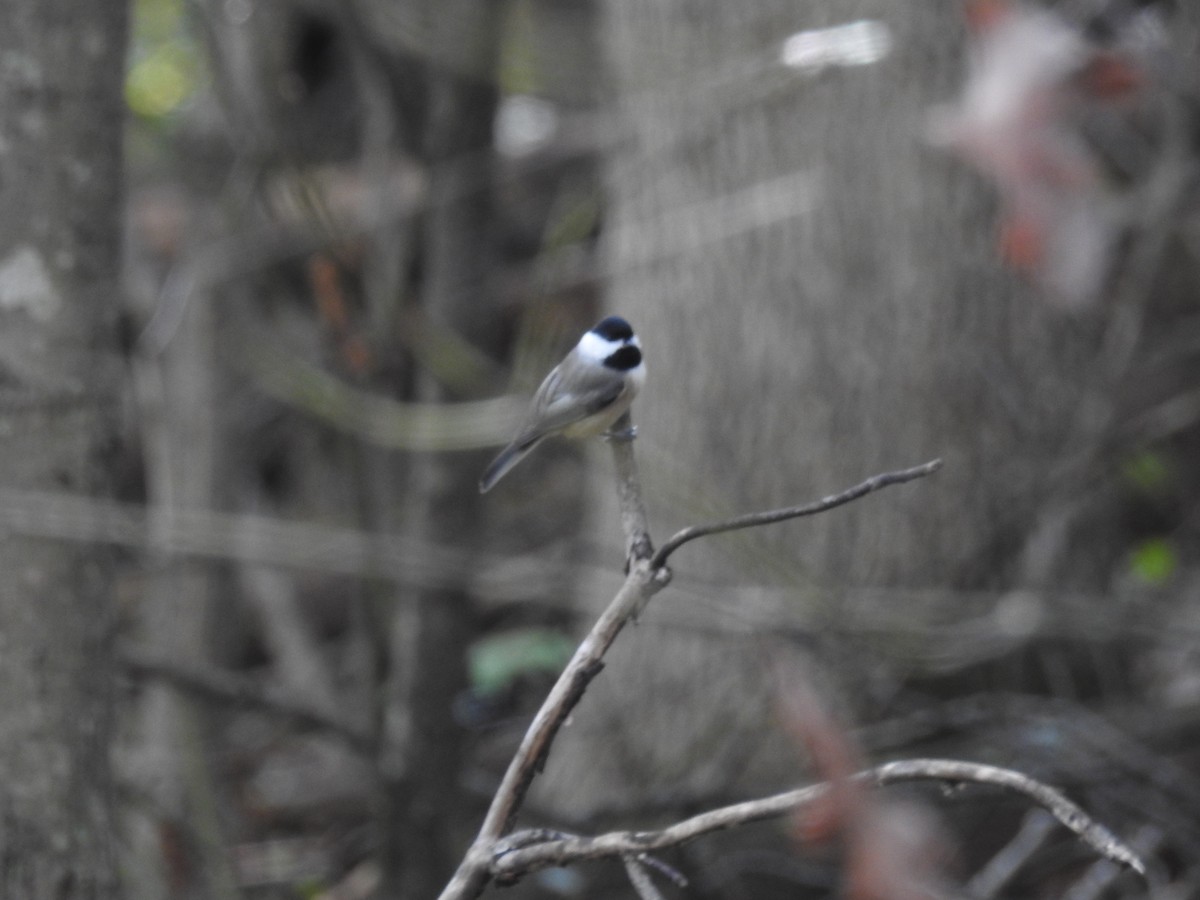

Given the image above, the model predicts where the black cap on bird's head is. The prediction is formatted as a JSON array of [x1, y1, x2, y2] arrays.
[[592, 316, 635, 342]]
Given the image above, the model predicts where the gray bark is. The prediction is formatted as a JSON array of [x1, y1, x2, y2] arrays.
[[0, 0, 129, 895]]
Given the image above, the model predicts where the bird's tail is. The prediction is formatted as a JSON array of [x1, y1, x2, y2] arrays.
[[478, 437, 541, 493]]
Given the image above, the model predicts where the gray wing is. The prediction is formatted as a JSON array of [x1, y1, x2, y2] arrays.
[[514, 359, 625, 442], [481, 358, 624, 492]]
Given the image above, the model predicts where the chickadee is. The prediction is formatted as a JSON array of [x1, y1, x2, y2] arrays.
[[479, 316, 645, 493]]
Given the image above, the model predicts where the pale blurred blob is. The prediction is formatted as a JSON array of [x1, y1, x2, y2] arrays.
[[929, 0, 1160, 307], [494, 94, 559, 157], [780, 20, 893, 72]]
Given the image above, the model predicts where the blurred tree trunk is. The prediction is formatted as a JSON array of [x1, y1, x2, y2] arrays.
[[0, 0, 128, 895], [376, 5, 502, 898]]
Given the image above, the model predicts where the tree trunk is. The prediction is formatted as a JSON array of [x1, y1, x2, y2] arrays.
[[376, 4, 502, 896], [0, 0, 129, 895]]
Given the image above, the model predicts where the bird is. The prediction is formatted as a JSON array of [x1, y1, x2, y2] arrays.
[[479, 316, 646, 493]]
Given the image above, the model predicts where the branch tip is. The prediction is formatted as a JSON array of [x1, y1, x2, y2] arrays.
[[652, 457, 943, 568]]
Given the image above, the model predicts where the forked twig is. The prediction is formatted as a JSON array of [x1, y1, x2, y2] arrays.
[[439, 443, 945, 900]]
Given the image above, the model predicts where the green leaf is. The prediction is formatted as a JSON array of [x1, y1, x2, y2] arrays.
[[1129, 538, 1176, 586], [126, 0, 200, 121], [499, 0, 540, 95], [469, 628, 574, 696], [126, 42, 197, 119], [1121, 451, 1172, 495]]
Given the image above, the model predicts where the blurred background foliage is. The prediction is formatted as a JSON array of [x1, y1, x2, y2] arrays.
[[100, 0, 1200, 897], [126, 0, 201, 122]]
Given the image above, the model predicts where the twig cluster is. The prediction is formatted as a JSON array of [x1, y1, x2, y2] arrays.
[[116, 404, 1144, 898], [436, 420, 1145, 900]]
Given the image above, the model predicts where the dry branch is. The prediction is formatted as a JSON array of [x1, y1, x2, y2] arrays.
[[489, 759, 1145, 881], [651, 458, 943, 568], [439, 451, 946, 899], [966, 809, 1057, 899], [623, 856, 667, 900], [438, 556, 671, 900], [439, 438, 1142, 899], [119, 644, 375, 756], [0, 486, 496, 587], [609, 412, 654, 564]]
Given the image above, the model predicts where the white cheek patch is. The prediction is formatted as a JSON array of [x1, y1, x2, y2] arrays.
[[577, 330, 617, 361]]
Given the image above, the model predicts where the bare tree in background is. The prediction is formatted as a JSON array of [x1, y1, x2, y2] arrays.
[[0, 0, 129, 894], [121, 0, 601, 894], [377, 5, 502, 896]]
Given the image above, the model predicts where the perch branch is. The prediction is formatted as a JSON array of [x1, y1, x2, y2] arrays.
[[438, 415, 671, 900], [650, 458, 943, 568], [438, 563, 670, 900], [489, 758, 1146, 881], [441, 456, 949, 898], [609, 411, 654, 564]]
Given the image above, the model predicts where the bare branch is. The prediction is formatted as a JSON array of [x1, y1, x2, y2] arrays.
[[438, 559, 671, 900], [0, 486, 503, 588], [966, 809, 1057, 899], [650, 459, 943, 568], [489, 758, 1146, 882], [623, 856, 667, 900], [437, 445, 1136, 900], [874, 761, 1145, 875], [438, 411, 671, 900], [609, 412, 654, 564], [118, 644, 375, 756], [1061, 824, 1164, 900], [440, 446, 948, 899], [635, 853, 688, 887], [440, 452, 951, 899]]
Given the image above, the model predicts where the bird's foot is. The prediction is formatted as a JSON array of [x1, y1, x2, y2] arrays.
[[603, 424, 638, 443]]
